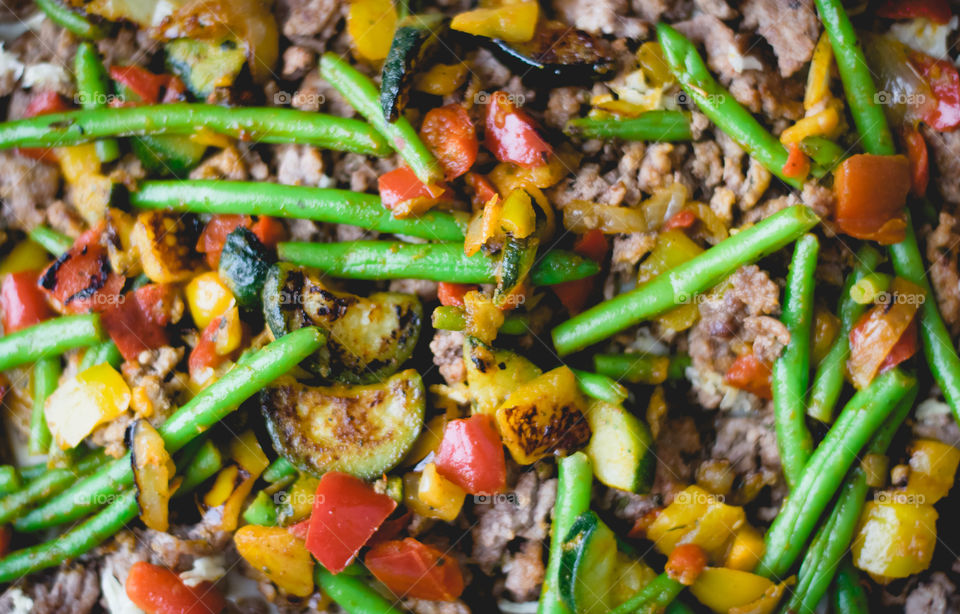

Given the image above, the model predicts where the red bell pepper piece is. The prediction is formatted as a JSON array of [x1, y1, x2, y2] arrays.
[[723, 353, 772, 399], [378, 166, 449, 214], [365, 538, 465, 602], [38, 225, 125, 314], [464, 172, 499, 209], [101, 284, 178, 361], [880, 316, 919, 372], [125, 561, 226, 614], [664, 209, 697, 230], [877, 0, 951, 24], [909, 51, 960, 131], [249, 216, 287, 249], [902, 125, 930, 197], [437, 282, 477, 307], [17, 91, 72, 161], [367, 510, 412, 547], [434, 415, 507, 495], [287, 518, 311, 540], [833, 154, 911, 245], [0, 526, 10, 558], [304, 471, 397, 573], [420, 103, 479, 180], [188, 314, 231, 379], [484, 91, 552, 168], [197, 215, 252, 269], [1, 271, 53, 333], [782, 143, 811, 180], [551, 229, 608, 315], [110, 65, 182, 105]]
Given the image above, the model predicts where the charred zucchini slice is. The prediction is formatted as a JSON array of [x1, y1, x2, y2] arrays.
[[494, 235, 538, 309], [485, 20, 615, 85], [262, 263, 422, 383], [128, 419, 176, 532], [464, 335, 541, 415], [261, 369, 425, 479], [165, 38, 247, 99], [585, 400, 655, 494], [131, 134, 207, 178], [219, 226, 271, 308], [379, 14, 448, 121]]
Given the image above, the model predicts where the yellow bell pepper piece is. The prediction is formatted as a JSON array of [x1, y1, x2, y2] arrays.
[[811, 305, 841, 366], [480, 194, 504, 246], [189, 128, 234, 149], [0, 240, 49, 276], [590, 93, 650, 118], [464, 290, 504, 344], [646, 385, 667, 439], [417, 462, 466, 521], [852, 500, 938, 582], [451, 2, 538, 43], [283, 474, 321, 523], [646, 485, 745, 561], [414, 62, 470, 96], [904, 439, 960, 504], [464, 212, 486, 257], [347, 0, 397, 61], [489, 154, 574, 195], [779, 106, 840, 145], [637, 42, 673, 87], [44, 363, 131, 450], [689, 567, 775, 614], [204, 465, 240, 508], [230, 429, 270, 476], [56, 143, 101, 184], [403, 414, 448, 467], [235, 525, 315, 597], [220, 473, 257, 531], [499, 189, 536, 239], [724, 525, 766, 571], [214, 306, 244, 357], [185, 271, 236, 329], [804, 33, 834, 111], [728, 580, 790, 614], [639, 229, 703, 332]]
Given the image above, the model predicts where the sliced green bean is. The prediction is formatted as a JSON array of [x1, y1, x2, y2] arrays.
[[132, 180, 468, 242], [849, 272, 891, 305], [77, 340, 122, 371], [593, 353, 689, 385], [28, 226, 73, 256], [571, 369, 629, 405], [18, 463, 46, 482], [277, 241, 599, 286], [0, 314, 103, 373], [0, 466, 20, 497], [609, 572, 685, 614], [74, 41, 119, 162], [564, 111, 692, 142], [773, 234, 818, 489], [0, 450, 109, 524], [263, 456, 298, 483], [29, 357, 60, 454], [316, 566, 407, 613], [320, 53, 442, 185], [0, 103, 390, 156], [800, 135, 847, 174], [15, 327, 326, 532], [178, 440, 223, 493], [553, 205, 819, 356], [539, 452, 593, 614], [35, 0, 108, 39], [833, 559, 869, 614], [431, 305, 528, 336], [243, 491, 278, 526]]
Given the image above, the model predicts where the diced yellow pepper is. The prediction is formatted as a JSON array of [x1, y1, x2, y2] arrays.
[[804, 33, 834, 111], [44, 363, 131, 450], [463, 290, 504, 344], [57, 143, 101, 184], [403, 414, 448, 467], [728, 580, 790, 614], [780, 107, 840, 145], [105, 208, 141, 277], [347, 0, 397, 61], [480, 195, 504, 246], [235, 525, 315, 597], [220, 473, 257, 531], [414, 62, 470, 96], [862, 453, 889, 489], [282, 474, 321, 523], [230, 429, 269, 477], [645, 385, 667, 439], [904, 439, 960, 503], [724, 525, 766, 571], [636, 42, 672, 87], [464, 212, 486, 257], [73, 174, 116, 224], [852, 500, 938, 582], [214, 306, 244, 356], [0, 240, 49, 276], [499, 189, 536, 239], [417, 462, 466, 521], [646, 485, 745, 562], [489, 154, 575, 195], [451, 2, 538, 43], [403, 472, 436, 518], [811, 305, 841, 366], [189, 128, 234, 149], [204, 465, 240, 508], [590, 93, 650, 118], [689, 567, 775, 614], [185, 271, 236, 329], [639, 229, 703, 332]]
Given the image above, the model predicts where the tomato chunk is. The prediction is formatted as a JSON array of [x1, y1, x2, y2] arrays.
[[125, 561, 226, 614], [365, 538, 465, 601], [666, 543, 708, 586], [435, 415, 507, 495], [1, 271, 53, 333], [197, 215, 252, 269], [723, 354, 772, 399], [880, 316, 919, 373], [421, 104, 479, 180], [782, 143, 810, 180], [102, 284, 178, 361], [249, 216, 287, 249], [304, 471, 397, 573], [484, 91, 552, 168], [464, 172, 499, 209], [848, 278, 923, 389], [438, 282, 477, 307], [110, 65, 183, 105], [551, 230, 607, 314], [833, 154, 910, 245]]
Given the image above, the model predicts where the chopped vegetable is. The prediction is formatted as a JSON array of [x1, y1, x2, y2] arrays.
[[235, 525, 314, 597], [848, 277, 923, 389], [45, 362, 131, 450], [365, 538, 465, 601], [1, 271, 53, 333], [584, 399, 654, 493], [347, 0, 398, 61], [434, 414, 506, 495], [486, 20, 615, 85], [851, 500, 938, 582], [129, 419, 176, 531], [833, 154, 911, 244], [484, 90, 552, 168], [379, 14, 447, 121], [450, 2, 539, 43], [420, 103, 479, 181], [125, 561, 226, 614], [101, 283, 180, 361]]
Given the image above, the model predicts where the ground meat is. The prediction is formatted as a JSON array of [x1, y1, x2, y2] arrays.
[[686, 140, 724, 192], [741, 0, 818, 77], [744, 315, 790, 366], [389, 278, 438, 301], [30, 563, 100, 614], [544, 86, 587, 131], [281, 45, 316, 80], [0, 151, 61, 231], [905, 572, 960, 614], [137, 528, 228, 571], [693, 0, 736, 19], [923, 125, 960, 206], [277, 0, 340, 38], [713, 413, 780, 483], [275, 144, 328, 186], [430, 330, 466, 385], [502, 540, 544, 602], [332, 152, 396, 192], [673, 14, 761, 82], [800, 180, 835, 219], [596, 486, 659, 521], [604, 232, 655, 299], [44, 198, 85, 238], [926, 213, 960, 334], [652, 416, 702, 502], [95, 27, 144, 67], [551, 0, 645, 38], [470, 48, 512, 90], [549, 164, 613, 210], [632, 0, 692, 22], [122, 346, 187, 424], [189, 146, 249, 180], [403, 598, 472, 614], [637, 142, 678, 193], [912, 401, 960, 447]]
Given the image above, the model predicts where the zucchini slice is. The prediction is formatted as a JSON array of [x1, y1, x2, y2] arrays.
[[261, 369, 425, 479], [494, 235, 538, 309], [128, 419, 176, 532], [131, 134, 207, 178], [165, 38, 247, 99], [463, 335, 541, 415], [219, 226, 271, 308], [559, 511, 620, 614], [485, 20, 615, 85], [585, 400, 655, 494], [379, 14, 448, 121], [262, 263, 422, 383]]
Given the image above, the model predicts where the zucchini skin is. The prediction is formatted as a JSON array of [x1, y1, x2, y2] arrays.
[[484, 21, 615, 85], [219, 226, 271, 308], [261, 370, 425, 479], [379, 15, 448, 121], [558, 511, 619, 614], [131, 134, 207, 177]]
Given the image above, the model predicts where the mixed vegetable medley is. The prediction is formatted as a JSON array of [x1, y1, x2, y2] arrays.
[[2, 0, 960, 612]]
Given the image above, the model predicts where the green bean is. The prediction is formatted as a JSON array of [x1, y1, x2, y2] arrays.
[[564, 111, 692, 142], [814, 0, 896, 156], [832, 559, 869, 614], [178, 440, 223, 493], [15, 327, 326, 532], [788, 388, 915, 613], [0, 439, 221, 582], [849, 272, 892, 305], [277, 241, 599, 286], [431, 306, 528, 335], [609, 572, 685, 614], [808, 245, 883, 423], [316, 566, 407, 613], [593, 353, 690, 385], [773, 234, 818, 489], [263, 456, 297, 483], [0, 466, 21, 497], [553, 205, 819, 356], [320, 53, 442, 185], [0, 450, 109, 524], [74, 41, 119, 163], [0, 314, 103, 373], [28, 225, 73, 256], [243, 491, 279, 526], [800, 136, 847, 174], [77, 340, 122, 371], [571, 369, 629, 405], [758, 368, 916, 579], [132, 180, 467, 242], [0, 103, 390, 157], [656, 23, 804, 189], [28, 357, 60, 455], [34, 0, 108, 39], [539, 452, 593, 614], [18, 463, 46, 482]]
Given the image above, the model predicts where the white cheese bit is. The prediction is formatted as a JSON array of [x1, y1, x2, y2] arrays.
[[916, 397, 951, 420], [22, 62, 74, 95], [100, 565, 145, 614], [180, 554, 227, 587], [4, 588, 35, 614], [888, 16, 958, 60]]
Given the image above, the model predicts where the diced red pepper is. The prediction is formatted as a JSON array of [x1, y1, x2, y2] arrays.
[[877, 0, 951, 24], [782, 143, 811, 180], [197, 215, 252, 269], [833, 154, 911, 244], [38, 225, 125, 314], [464, 172, 499, 209], [572, 228, 608, 262], [365, 538, 465, 602], [367, 510, 412, 547], [125, 561, 226, 614], [665, 543, 708, 586], [101, 284, 178, 361], [249, 216, 287, 249], [551, 229, 608, 314], [902, 125, 930, 197], [723, 353, 772, 399], [437, 282, 477, 307], [628, 507, 662, 540], [378, 166, 449, 214], [188, 314, 230, 378], [0, 525, 10, 558], [287, 518, 311, 540], [880, 316, 919, 373], [110, 65, 179, 105], [484, 91, 552, 168], [420, 104, 479, 180], [664, 209, 697, 230], [304, 471, 397, 574], [1, 271, 53, 333], [434, 415, 507, 495], [909, 50, 960, 131], [17, 91, 72, 161]]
